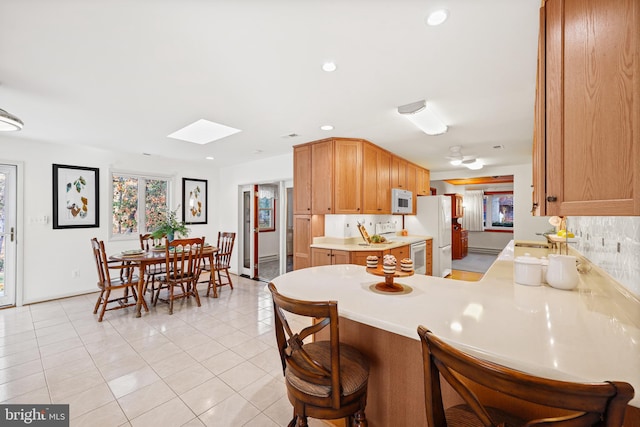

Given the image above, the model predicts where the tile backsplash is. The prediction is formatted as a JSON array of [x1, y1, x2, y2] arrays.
[[568, 216, 640, 298]]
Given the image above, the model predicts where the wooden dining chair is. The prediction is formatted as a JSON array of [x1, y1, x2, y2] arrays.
[[153, 237, 205, 315], [268, 283, 370, 427], [91, 238, 145, 322], [203, 231, 235, 296], [417, 325, 634, 427], [139, 233, 166, 297]]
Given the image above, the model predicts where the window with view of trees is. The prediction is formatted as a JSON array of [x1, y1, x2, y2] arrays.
[[111, 173, 169, 238]]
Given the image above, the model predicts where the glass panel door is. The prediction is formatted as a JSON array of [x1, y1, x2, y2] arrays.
[[0, 164, 17, 307], [240, 185, 256, 278]]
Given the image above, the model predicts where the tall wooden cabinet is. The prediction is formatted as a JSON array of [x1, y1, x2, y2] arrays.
[[333, 139, 363, 214], [362, 142, 391, 214], [310, 138, 363, 215], [534, 0, 640, 216], [293, 144, 312, 214], [311, 140, 334, 214]]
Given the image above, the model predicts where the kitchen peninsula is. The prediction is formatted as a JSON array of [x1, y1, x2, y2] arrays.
[[271, 241, 640, 426], [309, 235, 432, 273]]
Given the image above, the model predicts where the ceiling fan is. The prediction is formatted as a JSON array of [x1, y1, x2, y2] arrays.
[[446, 145, 483, 170]]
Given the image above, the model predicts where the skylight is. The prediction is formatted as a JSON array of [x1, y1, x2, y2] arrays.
[[167, 119, 241, 144]]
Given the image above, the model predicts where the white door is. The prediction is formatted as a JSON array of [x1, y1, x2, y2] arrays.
[[240, 185, 257, 278], [0, 164, 17, 307]]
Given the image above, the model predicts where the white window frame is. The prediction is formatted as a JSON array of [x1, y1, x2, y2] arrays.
[[483, 192, 514, 231], [109, 170, 173, 241]]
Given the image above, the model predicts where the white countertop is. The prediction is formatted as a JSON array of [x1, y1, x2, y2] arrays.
[[271, 241, 640, 406], [310, 234, 432, 251]]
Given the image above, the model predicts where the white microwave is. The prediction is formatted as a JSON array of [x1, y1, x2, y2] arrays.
[[391, 188, 413, 214]]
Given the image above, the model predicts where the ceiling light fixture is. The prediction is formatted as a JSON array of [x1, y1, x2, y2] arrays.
[[322, 62, 337, 72], [0, 108, 24, 131], [426, 9, 449, 26], [463, 159, 484, 170], [397, 100, 447, 136], [205, 156, 214, 160], [320, 125, 334, 131]]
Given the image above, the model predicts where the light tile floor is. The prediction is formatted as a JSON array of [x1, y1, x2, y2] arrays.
[[0, 275, 330, 427]]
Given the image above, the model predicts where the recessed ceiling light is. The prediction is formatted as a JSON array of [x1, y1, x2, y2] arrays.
[[205, 156, 214, 160], [142, 153, 151, 156], [320, 125, 334, 131], [253, 149, 263, 155], [167, 119, 241, 145], [426, 9, 448, 26], [493, 144, 505, 150], [322, 62, 337, 72]]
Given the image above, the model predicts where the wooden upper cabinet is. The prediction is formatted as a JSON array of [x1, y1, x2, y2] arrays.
[[446, 193, 464, 218], [391, 157, 408, 189], [532, 5, 546, 216], [297, 137, 430, 216], [415, 167, 431, 196], [362, 143, 391, 214], [535, 0, 640, 215], [405, 163, 417, 214], [333, 139, 363, 214], [405, 163, 417, 196], [293, 144, 312, 214], [311, 140, 334, 214]]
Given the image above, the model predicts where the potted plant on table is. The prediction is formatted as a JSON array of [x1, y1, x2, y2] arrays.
[[150, 207, 190, 242]]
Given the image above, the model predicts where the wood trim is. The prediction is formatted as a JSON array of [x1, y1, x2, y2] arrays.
[[443, 176, 513, 186], [484, 190, 513, 195], [483, 229, 514, 233]]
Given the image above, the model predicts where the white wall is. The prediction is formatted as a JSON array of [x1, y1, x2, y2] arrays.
[[218, 153, 293, 274], [0, 135, 220, 304]]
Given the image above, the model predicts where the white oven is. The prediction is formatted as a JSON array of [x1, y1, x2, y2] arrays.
[[410, 240, 427, 275]]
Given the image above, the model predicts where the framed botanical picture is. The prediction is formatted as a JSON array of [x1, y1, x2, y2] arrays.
[[182, 178, 207, 225], [52, 164, 100, 229]]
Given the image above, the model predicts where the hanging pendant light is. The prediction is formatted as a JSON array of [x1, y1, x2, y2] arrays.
[[0, 108, 24, 131]]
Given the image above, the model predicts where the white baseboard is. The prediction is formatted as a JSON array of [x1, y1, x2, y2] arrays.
[[468, 247, 502, 255]]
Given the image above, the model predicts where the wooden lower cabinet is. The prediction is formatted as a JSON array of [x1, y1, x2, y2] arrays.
[[389, 245, 409, 261], [293, 215, 325, 270], [350, 250, 383, 266], [312, 245, 411, 268], [311, 248, 350, 266], [452, 228, 468, 260], [426, 240, 433, 276]]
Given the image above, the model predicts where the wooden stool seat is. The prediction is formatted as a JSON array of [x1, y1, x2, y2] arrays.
[[446, 404, 525, 427], [285, 341, 369, 398]]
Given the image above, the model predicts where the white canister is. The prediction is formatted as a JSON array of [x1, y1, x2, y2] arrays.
[[513, 253, 542, 286], [546, 254, 579, 290]]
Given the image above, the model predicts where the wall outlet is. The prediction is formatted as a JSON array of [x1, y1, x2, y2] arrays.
[[71, 269, 80, 278]]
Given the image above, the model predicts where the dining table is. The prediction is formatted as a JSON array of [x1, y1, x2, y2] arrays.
[[110, 245, 219, 318]]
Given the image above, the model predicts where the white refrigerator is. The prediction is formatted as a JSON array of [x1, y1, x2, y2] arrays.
[[404, 195, 452, 277]]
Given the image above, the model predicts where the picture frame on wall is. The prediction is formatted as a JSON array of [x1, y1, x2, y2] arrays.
[[182, 178, 208, 225], [52, 164, 100, 229]]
